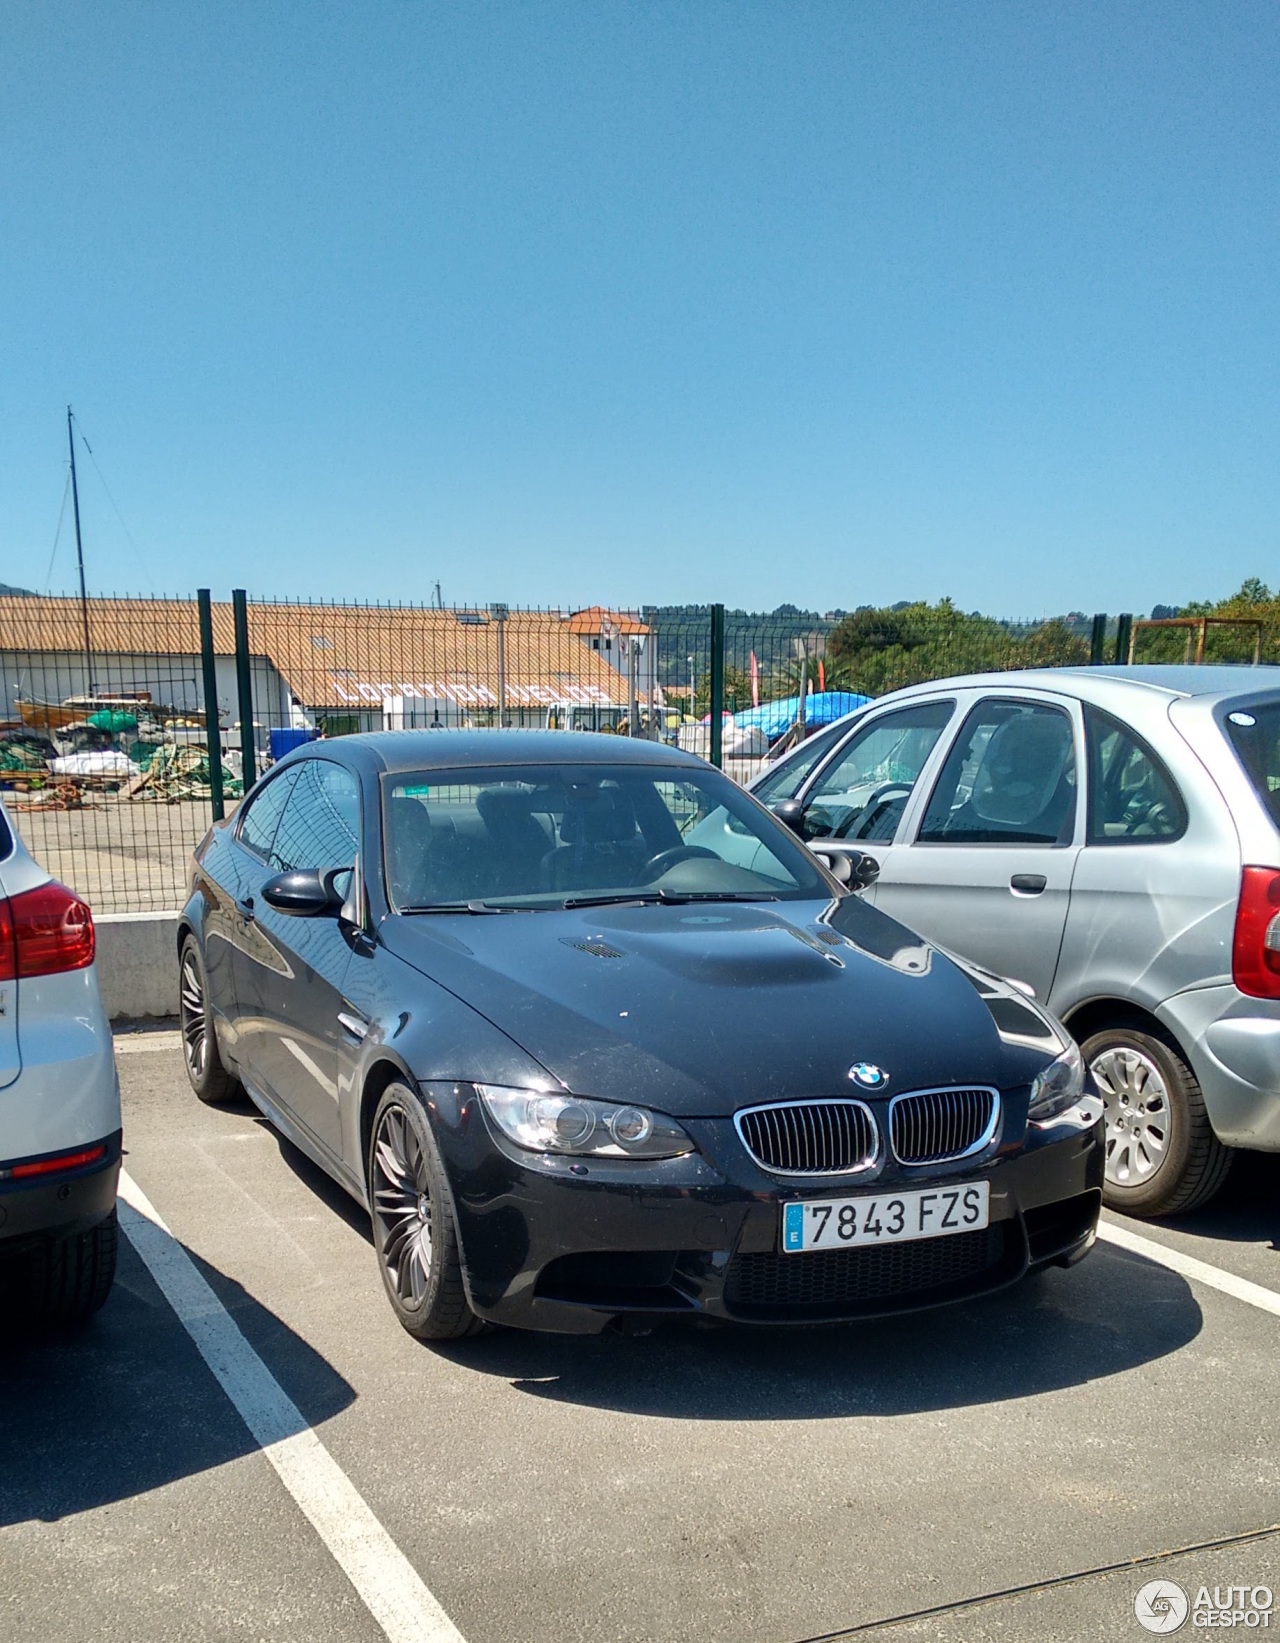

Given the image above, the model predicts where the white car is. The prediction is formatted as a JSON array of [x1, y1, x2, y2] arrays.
[[0, 797, 120, 1327]]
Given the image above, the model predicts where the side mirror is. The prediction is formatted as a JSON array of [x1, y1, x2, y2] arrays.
[[774, 798, 807, 834], [847, 850, 880, 891], [812, 848, 880, 893], [261, 867, 348, 917]]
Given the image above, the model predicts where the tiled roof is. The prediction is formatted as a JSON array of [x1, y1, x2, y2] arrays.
[[0, 597, 648, 710]]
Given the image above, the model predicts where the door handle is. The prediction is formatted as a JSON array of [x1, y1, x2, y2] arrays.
[[1010, 874, 1047, 896], [234, 896, 255, 922], [337, 1010, 369, 1042]]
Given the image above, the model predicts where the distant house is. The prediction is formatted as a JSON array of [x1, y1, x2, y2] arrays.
[[0, 596, 652, 745]]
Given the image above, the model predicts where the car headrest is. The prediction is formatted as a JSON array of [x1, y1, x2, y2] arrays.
[[971, 716, 1072, 827], [476, 787, 543, 845], [558, 788, 638, 847]]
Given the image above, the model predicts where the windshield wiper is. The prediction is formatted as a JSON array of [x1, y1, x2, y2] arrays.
[[656, 890, 779, 903], [399, 900, 523, 915], [561, 889, 779, 909], [561, 892, 666, 909]]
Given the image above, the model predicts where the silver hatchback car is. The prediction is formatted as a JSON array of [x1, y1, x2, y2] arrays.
[[749, 665, 1280, 1217]]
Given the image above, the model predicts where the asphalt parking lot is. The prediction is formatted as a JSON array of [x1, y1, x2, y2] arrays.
[[3, 1034, 1278, 1643]]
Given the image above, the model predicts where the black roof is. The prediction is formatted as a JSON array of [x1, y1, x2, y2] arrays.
[[312, 729, 705, 776]]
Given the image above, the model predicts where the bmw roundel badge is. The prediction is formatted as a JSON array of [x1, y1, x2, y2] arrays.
[[849, 1062, 888, 1089]]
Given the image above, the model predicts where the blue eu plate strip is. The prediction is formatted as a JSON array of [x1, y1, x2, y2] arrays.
[[783, 1202, 804, 1252]]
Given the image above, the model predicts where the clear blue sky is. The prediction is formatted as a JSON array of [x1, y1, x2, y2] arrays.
[[2, 2, 1277, 615]]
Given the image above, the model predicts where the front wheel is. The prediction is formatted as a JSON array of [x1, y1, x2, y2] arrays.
[[367, 1083, 481, 1341], [1084, 1024, 1232, 1216]]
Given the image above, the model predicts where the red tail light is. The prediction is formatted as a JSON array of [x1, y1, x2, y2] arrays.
[[1233, 866, 1280, 998], [0, 880, 96, 981]]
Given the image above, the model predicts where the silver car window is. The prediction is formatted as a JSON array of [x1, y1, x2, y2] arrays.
[[919, 700, 1076, 846], [752, 719, 850, 807], [1084, 706, 1186, 844], [802, 702, 954, 842], [1221, 700, 1280, 832]]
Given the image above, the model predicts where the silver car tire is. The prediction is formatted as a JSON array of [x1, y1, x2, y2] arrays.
[[1084, 1024, 1232, 1217]]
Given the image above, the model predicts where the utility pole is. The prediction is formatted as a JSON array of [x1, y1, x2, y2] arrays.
[[67, 406, 93, 695]]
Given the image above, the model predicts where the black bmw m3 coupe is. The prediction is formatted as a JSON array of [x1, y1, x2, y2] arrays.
[[178, 731, 1103, 1340]]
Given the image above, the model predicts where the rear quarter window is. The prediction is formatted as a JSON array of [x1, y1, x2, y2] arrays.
[[1221, 700, 1280, 830]]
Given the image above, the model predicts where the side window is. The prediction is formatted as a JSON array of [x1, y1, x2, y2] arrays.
[[801, 701, 954, 842], [752, 720, 851, 808], [919, 700, 1076, 846], [237, 767, 301, 861], [1084, 706, 1186, 844], [269, 760, 362, 873]]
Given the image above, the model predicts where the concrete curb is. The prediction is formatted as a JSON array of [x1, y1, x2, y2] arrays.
[[96, 911, 181, 1021]]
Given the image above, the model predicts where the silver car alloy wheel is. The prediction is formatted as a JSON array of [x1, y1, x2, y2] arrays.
[[1091, 1045, 1171, 1187], [179, 950, 208, 1081], [371, 1103, 434, 1306]]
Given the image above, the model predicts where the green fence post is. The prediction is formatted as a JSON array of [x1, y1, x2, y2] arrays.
[[1090, 613, 1107, 666], [1114, 613, 1133, 666], [232, 589, 257, 789], [197, 589, 225, 820], [709, 603, 725, 768]]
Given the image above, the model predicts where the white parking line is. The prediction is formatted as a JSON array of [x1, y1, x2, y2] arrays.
[[117, 1170, 467, 1643], [1098, 1220, 1280, 1319]]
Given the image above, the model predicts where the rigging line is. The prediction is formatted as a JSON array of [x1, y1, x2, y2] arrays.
[[44, 466, 72, 594], [77, 426, 154, 583]]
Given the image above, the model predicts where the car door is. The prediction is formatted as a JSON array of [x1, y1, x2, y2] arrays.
[[245, 757, 363, 1159], [874, 694, 1084, 999], [783, 698, 959, 889]]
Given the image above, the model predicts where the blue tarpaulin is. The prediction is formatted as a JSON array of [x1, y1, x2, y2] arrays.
[[724, 691, 871, 742]]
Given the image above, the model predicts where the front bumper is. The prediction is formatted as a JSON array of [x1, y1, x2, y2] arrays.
[[423, 1085, 1103, 1334], [0, 1130, 122, 1253]]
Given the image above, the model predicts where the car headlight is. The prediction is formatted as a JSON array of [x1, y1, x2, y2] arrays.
[[1027, 1040, 1086, 1123], [476, 1086, 695, 1159]]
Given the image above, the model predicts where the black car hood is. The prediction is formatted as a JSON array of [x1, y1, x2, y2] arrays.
[[380, 895, 1058, 1117]]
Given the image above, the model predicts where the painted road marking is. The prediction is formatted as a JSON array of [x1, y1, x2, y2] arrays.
[[1099, 1220, 1280, 1319], [117, 1169, 466, 1643]]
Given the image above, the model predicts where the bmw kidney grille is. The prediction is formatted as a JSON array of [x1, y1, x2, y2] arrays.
[[889, 1087, 999, 1164], [735, 1100, 878, 1176]]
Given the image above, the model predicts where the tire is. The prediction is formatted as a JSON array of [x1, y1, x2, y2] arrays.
[[367, 1082, 482, 1341], [1083, 1022, 1233, 1216], [179, 934, 239, 1105], [23, 1207, 118, 1329]]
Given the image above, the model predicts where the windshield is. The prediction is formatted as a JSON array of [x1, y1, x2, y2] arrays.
[[1222, 700, 1280, 830], [382, 763, 829, 909]]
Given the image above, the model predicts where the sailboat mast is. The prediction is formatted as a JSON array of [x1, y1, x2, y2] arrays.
[[66, 405, 93, 694]]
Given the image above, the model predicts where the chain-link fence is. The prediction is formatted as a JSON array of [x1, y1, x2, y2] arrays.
[[0, 592, 1190, 913]]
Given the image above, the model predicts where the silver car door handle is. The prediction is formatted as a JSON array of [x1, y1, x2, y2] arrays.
[[1010, 874, 1047, 896], [234, 896, 255, 921], [337, 1010, 369, 1041]]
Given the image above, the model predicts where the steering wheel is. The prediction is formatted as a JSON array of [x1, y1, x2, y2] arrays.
[[837, 783, 913, 840], [645, 844, 720, 879]]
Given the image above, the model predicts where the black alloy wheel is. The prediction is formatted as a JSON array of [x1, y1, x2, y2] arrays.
[[367, 1082, 481, 1340], [178, 935, 239, 1105]]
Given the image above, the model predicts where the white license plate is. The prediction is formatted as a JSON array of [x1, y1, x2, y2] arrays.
[[781, 1181, 990, 1253]]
